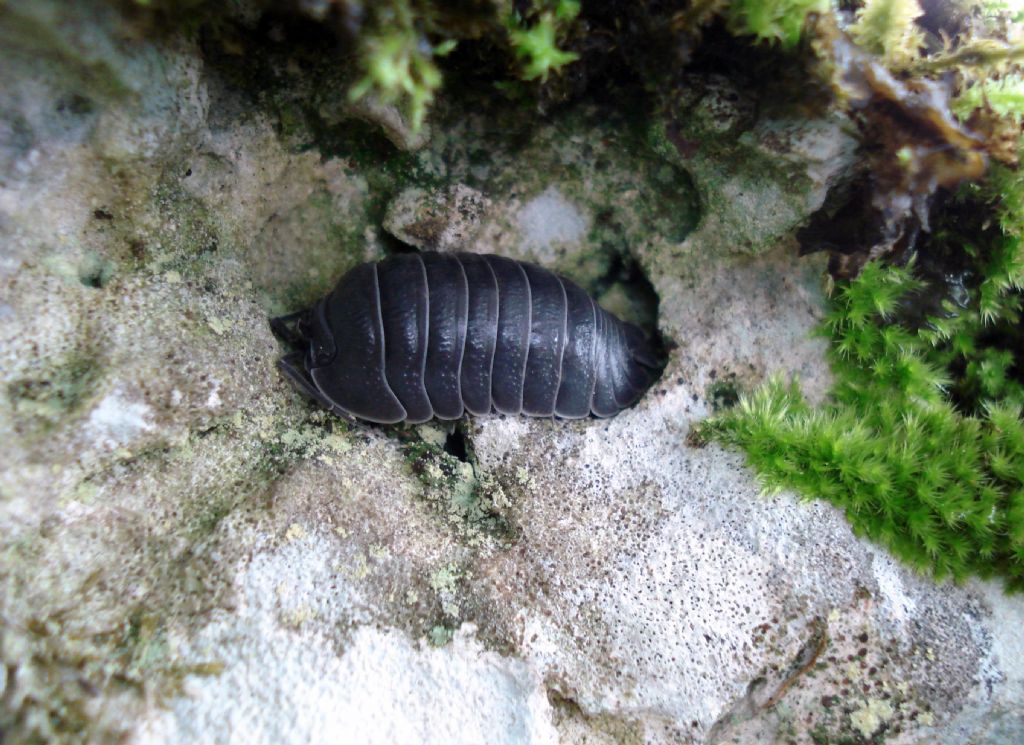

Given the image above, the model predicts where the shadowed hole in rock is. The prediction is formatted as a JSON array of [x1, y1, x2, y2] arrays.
[[381, 233, 419, 255], [593, 249, 659, 325], [77, 252, 115, 289], [444, 427, 469, 462], [591, 247, 671, 370], [707, 379, 740, 411]]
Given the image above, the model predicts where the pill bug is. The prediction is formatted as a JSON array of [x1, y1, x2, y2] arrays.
[[270, 252, 662, 423]]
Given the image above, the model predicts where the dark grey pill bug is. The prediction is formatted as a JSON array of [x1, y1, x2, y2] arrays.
[[270, 251, 663, 423]]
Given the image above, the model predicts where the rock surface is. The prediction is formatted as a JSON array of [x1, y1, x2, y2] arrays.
[[1, 3, 1022, 745], [383, 184, 492, 251], [656, 74, 859, 258]]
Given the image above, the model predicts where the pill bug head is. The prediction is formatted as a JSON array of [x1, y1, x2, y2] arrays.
[[623, 321, 666, 388], [269, 298, 353, 420]]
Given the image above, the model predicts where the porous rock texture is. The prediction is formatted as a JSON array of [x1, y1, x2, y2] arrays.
[[1, 3, 1022, 744]]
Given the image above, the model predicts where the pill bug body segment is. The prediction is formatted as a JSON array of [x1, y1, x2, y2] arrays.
[[272, 252, 661, 423]]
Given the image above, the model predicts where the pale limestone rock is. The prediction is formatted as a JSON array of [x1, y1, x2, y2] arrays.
[[383, 184, 492, 251], [1, 4, 1022, 745]]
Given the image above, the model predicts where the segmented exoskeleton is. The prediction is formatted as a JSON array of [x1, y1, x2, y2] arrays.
[[271, 252, 661, 423]]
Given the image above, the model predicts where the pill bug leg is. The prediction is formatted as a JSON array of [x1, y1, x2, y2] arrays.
[[270, 312, 354, 421], [274, 350, 354, 422]]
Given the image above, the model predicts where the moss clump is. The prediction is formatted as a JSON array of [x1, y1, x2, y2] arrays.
[[703, 175, 1024, 588], [724, 0, 829, 49], [507, 0, 581, 82], [954, 73, 1024, 122], [847, 0, 925, 68], [343, 0, 831, 132], [347, 0, 583, 130], [348, 2, 457, 131], [715, 0, 1024, 595]]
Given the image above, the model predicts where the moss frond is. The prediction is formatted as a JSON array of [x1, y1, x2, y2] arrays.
[[506, 1, 581, 82], [723, 0, 828, 49], [848, 0, 926, 68], [954, 74, 1024, 122], [348, 2, 455, 131]]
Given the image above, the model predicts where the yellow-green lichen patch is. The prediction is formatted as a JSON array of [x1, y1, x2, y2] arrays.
[[848, 697, 896, 738], [0, 510, 233, 742], [0, 247, 369, 741], [428, 624, 454, 647], [110, 179, 227, 285], [0, 399, 353, 727], [429, 562, 464, 618], [6, 349, 104, 438], [402, 435, 514, 546]]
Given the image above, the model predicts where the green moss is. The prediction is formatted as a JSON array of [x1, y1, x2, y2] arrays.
[[701, 0, 1024, 582], [342, 0, 828, 135], [723, 0, 828, 49], [702, 182, 1024, 589], [954, 74, 1024, 122], [348, 1, 456, 131], [982, 1, 1024, 22], [848, 0, 925, 68], [507, 0, 580, 82]]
